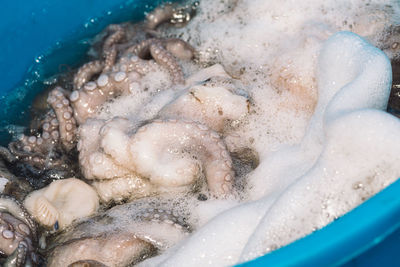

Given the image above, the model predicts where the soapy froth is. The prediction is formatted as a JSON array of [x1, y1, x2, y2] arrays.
[[126, 0, 400, 266], [3, 0, 400, 265]]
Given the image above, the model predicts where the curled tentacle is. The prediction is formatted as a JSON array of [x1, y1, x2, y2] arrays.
[[73, 60, 104, 90], [103, 24, 126, 52], [127, 120, 234, 196], [126, 38, 192, 84], [115, 54, 155, 76], [102, 24, 126, 71]]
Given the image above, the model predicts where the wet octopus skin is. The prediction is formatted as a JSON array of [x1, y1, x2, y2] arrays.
[[46, 204, 190, 267], [0, 195, 38, 267], [79, 118, 234, 201], [145, 1, 200, 30], [70, 35, 195, 125]]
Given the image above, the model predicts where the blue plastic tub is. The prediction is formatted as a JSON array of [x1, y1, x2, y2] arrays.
[[1, 1, 399, 266]]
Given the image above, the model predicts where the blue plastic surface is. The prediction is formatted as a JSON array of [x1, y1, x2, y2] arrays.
[[1, 1, 399, 266]]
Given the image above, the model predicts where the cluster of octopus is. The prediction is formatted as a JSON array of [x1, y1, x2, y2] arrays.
[[2, 0, 400, 266], [0, 2, 252, 266]]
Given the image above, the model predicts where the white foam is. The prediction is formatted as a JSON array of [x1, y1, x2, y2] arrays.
[[77, 0, 400, 265], [137, 1, 399, 265]]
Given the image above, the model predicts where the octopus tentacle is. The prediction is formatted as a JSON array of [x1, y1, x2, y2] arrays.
[[70, 70, 139, 124], [0, 146, 16, 163], [3, 242, 27, 267], [128, 120, 234, 196], [164, 38, 196, 60], [126, 38, 186, 84], [92, 176, 153, 203], [0, 195, 37, 240], [78, 118, 135, 181], [115, 54, 155, 76], [9, 108, 59, 157], [150, 41, 185, 84], [47, 87, 77, 151], [124, 38, 155, 57], [47, 233, 154, 267], [102, 24, 126, 71], [46, 203, 190, 267], [103, 24, 125, 52], [73, 60, 104, 90]]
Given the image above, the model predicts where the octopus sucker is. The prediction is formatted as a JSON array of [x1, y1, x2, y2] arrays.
[[23, 178, 99, 230]]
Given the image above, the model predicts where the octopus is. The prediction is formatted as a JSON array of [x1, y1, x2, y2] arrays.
[[0, 2, 198, 177], [0, 195, 39, 267], [45, 198, 191, 267], [79, 117, 236, 203]]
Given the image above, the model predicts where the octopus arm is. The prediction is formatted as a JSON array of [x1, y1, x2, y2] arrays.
[[92, 176, 153, 203], [0, 195, 37, 239], [70, 71, 136, 124], [47, 87, 77, 151], [73, 60, 104, 90], [150, 41, 185, 84], [128, 120, 234, 196]]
